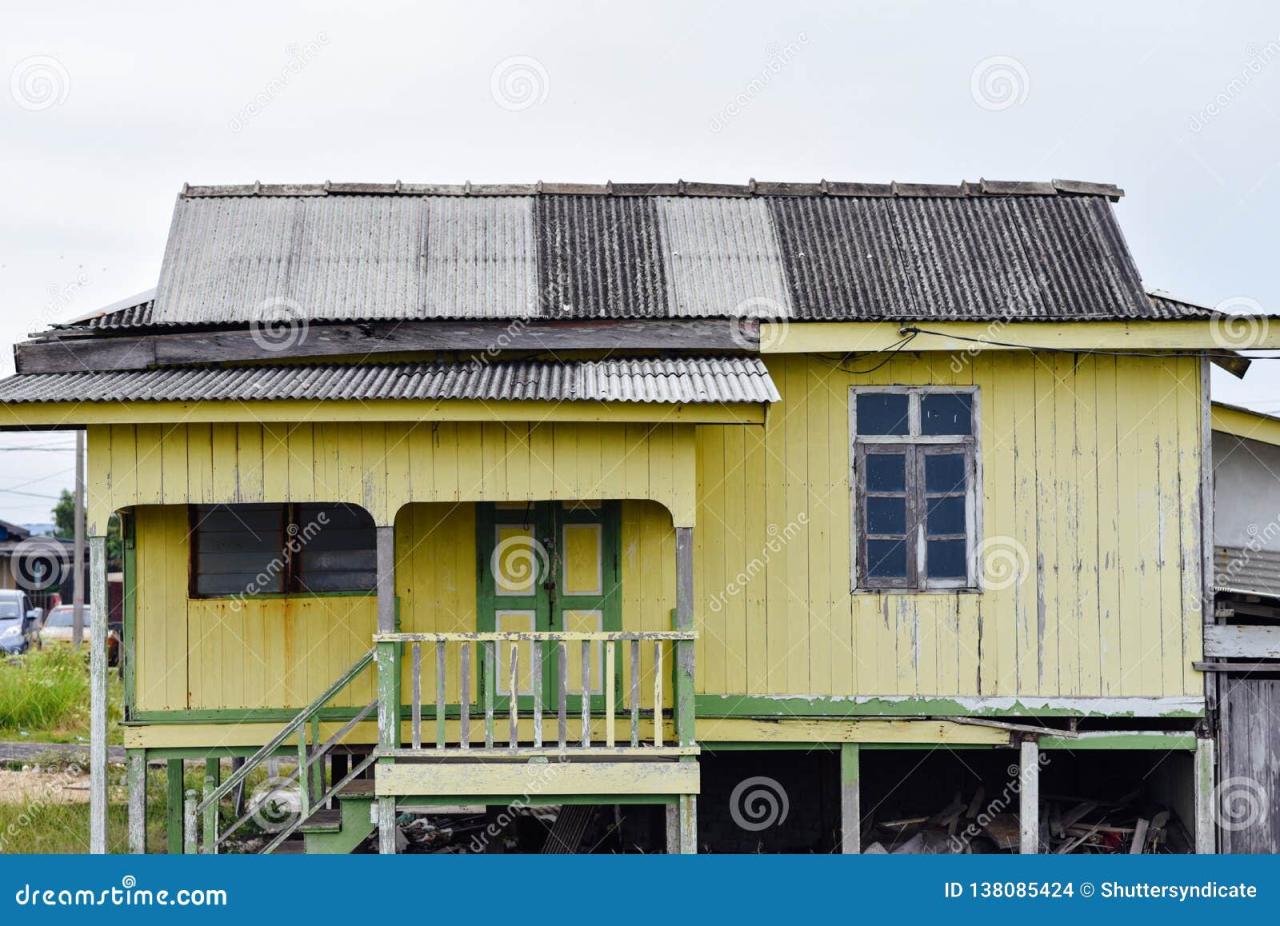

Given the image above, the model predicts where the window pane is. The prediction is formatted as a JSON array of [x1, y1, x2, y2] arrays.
[[293, 504, 376, 593], [927, 539, 968, 579], [924, 453, 966, 493], [926, 495, 966, 536], [856, 393, 909, 435], [865, 453, 906, 492], [866, 496, 906, 535], [866, 539, 908, 579], [921, 393, 973, 435]]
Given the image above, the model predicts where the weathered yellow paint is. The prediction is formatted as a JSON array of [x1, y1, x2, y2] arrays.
[[88, 420, 699, 531], [697, 718, 1010, 745], [1211, 402, 1280, 445], [375, 760, 700, 796], [762, 319, 1262, 353], [693, 353, 1204, 700]]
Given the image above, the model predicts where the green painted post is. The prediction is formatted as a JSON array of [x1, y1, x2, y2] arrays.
[[202, 758, 221, 855], [673, 529, 695, 747], [182, 789, 198, 855], [166, 759, 184, 854]]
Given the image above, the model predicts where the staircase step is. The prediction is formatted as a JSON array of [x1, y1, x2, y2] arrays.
[[299, 809, 343, 834], [337, 779, 375, 799], [269, 839, 307, 854]]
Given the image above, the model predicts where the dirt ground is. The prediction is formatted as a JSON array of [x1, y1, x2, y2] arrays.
[[0, 767, 93, 805]]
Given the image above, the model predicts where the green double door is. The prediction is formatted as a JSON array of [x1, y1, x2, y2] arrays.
[[476, 502, 621, 708]]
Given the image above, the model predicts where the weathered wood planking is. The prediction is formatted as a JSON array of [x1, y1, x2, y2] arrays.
[[1204, 624, 1280, 659], [374, 759, 700, 796], [17, 319, 756, 373], [1219, 677, 1280, 853]]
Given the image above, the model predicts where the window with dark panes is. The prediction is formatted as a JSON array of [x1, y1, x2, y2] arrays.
[[191, 503, 376, 597], [851, 388, 978, 590]]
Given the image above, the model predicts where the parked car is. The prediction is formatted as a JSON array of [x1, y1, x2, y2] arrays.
[[0, 589, 42, 655], [40, 604, 119, 665]]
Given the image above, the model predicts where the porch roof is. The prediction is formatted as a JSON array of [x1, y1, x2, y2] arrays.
[[0, 357, 779, 406]]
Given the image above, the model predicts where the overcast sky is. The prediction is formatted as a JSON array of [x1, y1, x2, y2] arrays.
[[1, 0, 1279, 521]]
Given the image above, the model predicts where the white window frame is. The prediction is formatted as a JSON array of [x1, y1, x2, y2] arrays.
[[848, 385, 982, 593]]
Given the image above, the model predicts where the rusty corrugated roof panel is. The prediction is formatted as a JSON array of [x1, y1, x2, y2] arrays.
[[1215, 546, 1280, 599], [0, 357, 779, 405], [135, 180, 1159, 328]]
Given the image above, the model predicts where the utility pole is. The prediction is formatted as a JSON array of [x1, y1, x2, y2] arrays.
[[72, 429, 85, 648]]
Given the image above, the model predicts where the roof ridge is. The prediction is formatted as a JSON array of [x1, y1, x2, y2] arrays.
[[179, 178, 1124, 201]]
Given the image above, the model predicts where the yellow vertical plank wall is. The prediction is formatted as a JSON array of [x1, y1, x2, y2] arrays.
[[693, 353, 1204, 700], [117, 350, 1203, 714]]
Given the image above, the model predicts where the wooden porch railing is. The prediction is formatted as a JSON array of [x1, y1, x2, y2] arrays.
[[373, 630, 697, 755]]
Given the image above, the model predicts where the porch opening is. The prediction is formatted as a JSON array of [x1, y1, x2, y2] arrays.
[[697, 749, 840, 853]]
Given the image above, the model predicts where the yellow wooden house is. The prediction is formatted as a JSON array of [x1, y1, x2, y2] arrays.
[[0, 179, 1250, 854]]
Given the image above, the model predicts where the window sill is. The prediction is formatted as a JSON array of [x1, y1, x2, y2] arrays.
[[189, 590, 376, 602], [852, 586, 981, 596]]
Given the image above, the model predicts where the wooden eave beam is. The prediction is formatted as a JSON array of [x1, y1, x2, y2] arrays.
[[15, 319, 759, 374]]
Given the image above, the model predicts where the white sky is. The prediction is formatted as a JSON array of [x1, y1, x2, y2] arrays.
[[1, 0, 1279, 520]]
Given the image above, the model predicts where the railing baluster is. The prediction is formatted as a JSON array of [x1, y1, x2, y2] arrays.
[[630, 638, 640, 748], [605, 640, 616, 748], [296, 729, 310, 817], [411, 642, 421, 750], [558, 641, 567, 749], [653, 640, 663, 748], [460, 644, 471, 750], [436, 641, 447, 749], [532, 641, 543, 748], [509, 644, 519, 748], [580, 639, 591, 748], [484, 640, 495, 749]]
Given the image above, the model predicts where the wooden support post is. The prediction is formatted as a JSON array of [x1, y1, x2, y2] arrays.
[[1195, 736, 1216, 854], [679, 794, 697, 854], [673, 527, 695, 747], [183, 789, 198, 854], [1019, 738, 1040, 854], [166, 759, 184, 854], [375, 524, 398, 855], [88, 534, 108, 854], [202, 757, 221, 854], [127, 750, 147, 854], [840, 743, 861, 854]]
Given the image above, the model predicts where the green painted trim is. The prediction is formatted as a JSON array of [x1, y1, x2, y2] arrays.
[[165, 758, 183, 854], [397, 794, 675, 806], [122, 512, 136, 717], [1038, 733, 1197, 751], [142, 745, 311, 760], [189, 590, 375, 603], [840, 743, 860, 785], [701, 742, 839, 752], [695, 694, 1205, 719]]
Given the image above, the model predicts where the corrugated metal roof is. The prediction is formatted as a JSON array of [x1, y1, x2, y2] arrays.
[[134, 180, 1165, 328], [0, 358, 779, 405], [1146, 292, 1220, 319], [1215, 546, 1280, 599]]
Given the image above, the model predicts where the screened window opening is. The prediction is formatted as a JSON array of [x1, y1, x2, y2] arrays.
[[190, 503, 376, 597], [851, 388, 979, 591]]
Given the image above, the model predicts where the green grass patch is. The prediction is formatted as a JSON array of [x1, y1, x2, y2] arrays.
[[0, 768, 169, 854], [0, 648, 123, 743]]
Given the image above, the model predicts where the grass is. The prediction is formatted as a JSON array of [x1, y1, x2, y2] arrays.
[[0, 766, 170, 854], [0, 648, 123, 744]]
